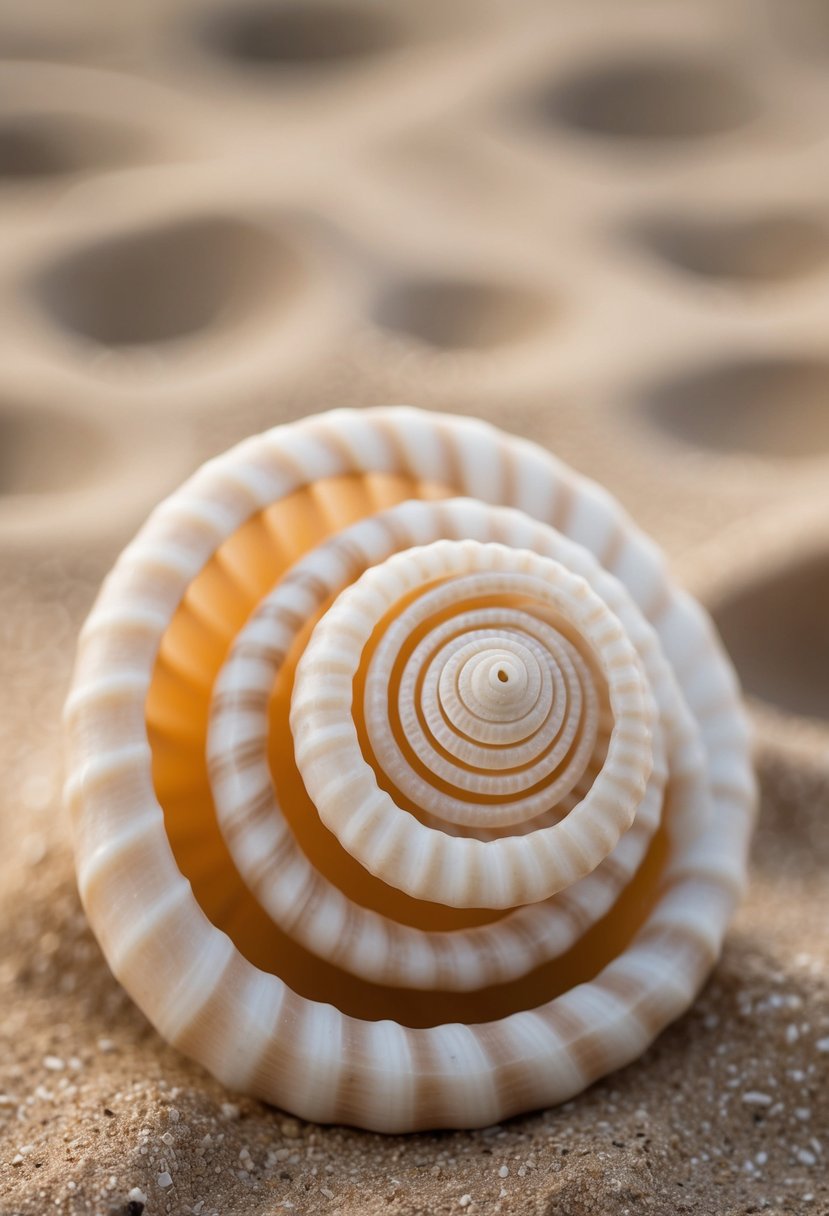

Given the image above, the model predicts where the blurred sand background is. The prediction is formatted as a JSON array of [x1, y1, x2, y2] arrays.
[[0, 0, 828, 1212]]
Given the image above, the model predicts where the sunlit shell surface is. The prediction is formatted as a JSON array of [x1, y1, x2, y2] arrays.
[[64, 406, 756, 1132]]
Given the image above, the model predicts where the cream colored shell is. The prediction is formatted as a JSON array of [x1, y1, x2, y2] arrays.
[[64, 406, 755, 1132]]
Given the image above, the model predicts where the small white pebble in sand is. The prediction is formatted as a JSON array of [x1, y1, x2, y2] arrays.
[[756, 1152, 768, 1166], [220, 1103, 240, 1121], [280, 1118, 301, 1138], [498, 1165, 509, 1179], [168, 1108, 180, 1123], [161, 1132, 174, 1146], [97, 1039, 115, 1053], [796, 1149, 816, 1167], [127, 1187, 147, 1205], [795, 1108, 812, 1122], [39, 931, 60, 956], [43, 1056, 64, 1072], [459, 1197, 473, 1208], [742, 1092, 772, 1107], [498, 1188, 507, 1200], [21, 833, 48, 866], [157, 1171, 173, 1188], [786, 1025, 800, 1045], [815, 1038, 829, 1054], [11, 1155, 24, 1166]]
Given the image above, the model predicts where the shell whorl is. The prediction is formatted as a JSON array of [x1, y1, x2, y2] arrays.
[[65, 406, 755, 1132], [292, 538, 656, 907]]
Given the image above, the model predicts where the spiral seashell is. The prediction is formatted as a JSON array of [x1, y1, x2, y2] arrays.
[[64, 406, 755, 1132]]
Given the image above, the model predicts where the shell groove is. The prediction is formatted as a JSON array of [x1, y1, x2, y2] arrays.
[[64, 406, 755, 1132]]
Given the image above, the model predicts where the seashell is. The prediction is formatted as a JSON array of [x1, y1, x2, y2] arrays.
[[64, 406, 755, 1132]]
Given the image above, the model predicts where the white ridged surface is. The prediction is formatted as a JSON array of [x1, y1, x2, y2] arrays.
[[292, 545, 655, 907], [207, 498, 668, 990], [65, 406, 756, 1132]]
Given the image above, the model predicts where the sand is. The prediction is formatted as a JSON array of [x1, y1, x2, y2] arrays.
[[1, 0, 829, 1212]]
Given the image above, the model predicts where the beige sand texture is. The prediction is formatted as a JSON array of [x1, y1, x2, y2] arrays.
[[1, 0, 828, 1212]]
